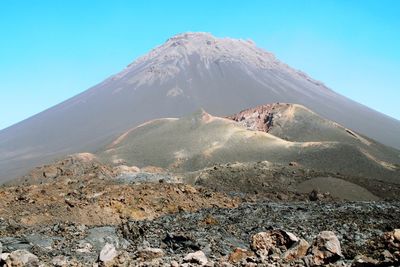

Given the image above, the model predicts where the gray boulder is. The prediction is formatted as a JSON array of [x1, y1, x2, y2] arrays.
[[0, 237, 32, 252], [85, 226, 129, 252]]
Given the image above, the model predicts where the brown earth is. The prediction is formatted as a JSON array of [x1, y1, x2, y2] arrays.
[[0, 153, 399, 266], [0, 164, 241, 227]]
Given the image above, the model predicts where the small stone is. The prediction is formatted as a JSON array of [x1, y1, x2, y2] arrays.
[[77, 224, 87, 232], [137, 247, 165, 261], [76, 242, 92, 253], [393, 229, 400, 242], [286, 232, 299, 243], [242, 263, 257, 267], [52, 255, 68, 266], [381, 250, 394, 261], [352, 255, 379, 267], [6, 250, 39, 267], [43, 166, 59, 178], [99, 243, 118, 263], [170, 260, 179, 267], [308, 231, 342, 265], [394, 251, 400, 262], [111, 251, 131, 266], [183, 250, 208, 266], [309, 189, 324, 201], [1, 253, 10, 261], [228, 248, 254, 263], [203, 215, 219, 225]]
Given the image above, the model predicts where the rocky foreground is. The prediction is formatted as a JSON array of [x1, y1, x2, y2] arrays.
[[1, 200, 400, 266], [0, 155, 399, 266]]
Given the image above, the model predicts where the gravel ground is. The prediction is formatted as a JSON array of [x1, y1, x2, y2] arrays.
[[1, 201, 399, 266]]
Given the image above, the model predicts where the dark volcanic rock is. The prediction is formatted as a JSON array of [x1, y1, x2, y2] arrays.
[[0, 201, 399, 265], [118, 201, 400, 263]]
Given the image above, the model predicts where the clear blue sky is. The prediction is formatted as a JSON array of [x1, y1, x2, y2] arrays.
[[1, 0, 399, 130]]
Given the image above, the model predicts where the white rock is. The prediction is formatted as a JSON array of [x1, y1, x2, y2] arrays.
[[6, 250, 39, 267], [286, 231, 299, 243], [183, 250, 208, 266], [393, 229, 400, 242], [99, 243, 118, 263], [51, 255, 68, 266], [76, 242, 93, 253], [1, 252, 10, 261]]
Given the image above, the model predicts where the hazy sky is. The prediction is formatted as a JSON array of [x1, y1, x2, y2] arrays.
[[0, 0, 399, 130]]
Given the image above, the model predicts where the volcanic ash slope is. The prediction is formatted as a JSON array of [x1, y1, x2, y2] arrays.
[[99, 104, 400, 187]]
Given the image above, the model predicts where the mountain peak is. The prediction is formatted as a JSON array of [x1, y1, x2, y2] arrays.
[[129, 32, 278, 68], [167, 32, 215, 42], [116, 32, 280, 84], [162, 32, 263, 58]]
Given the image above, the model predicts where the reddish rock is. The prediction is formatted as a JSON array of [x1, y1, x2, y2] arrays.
[[282, 239, 310, 261], [228, 248, 254, 264], [137, 247, 165, 261], [227, 103, 280, 133], [308, 231, 342, 265], [250, 229, 298, 258]]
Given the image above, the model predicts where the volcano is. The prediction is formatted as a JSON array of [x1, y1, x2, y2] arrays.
[[1, 32, 399, 182]]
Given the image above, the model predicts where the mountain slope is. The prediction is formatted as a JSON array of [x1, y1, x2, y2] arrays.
[[98, 107, 400, 185], [228, 103, 400, 166], [1, 32, 400, 182]]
